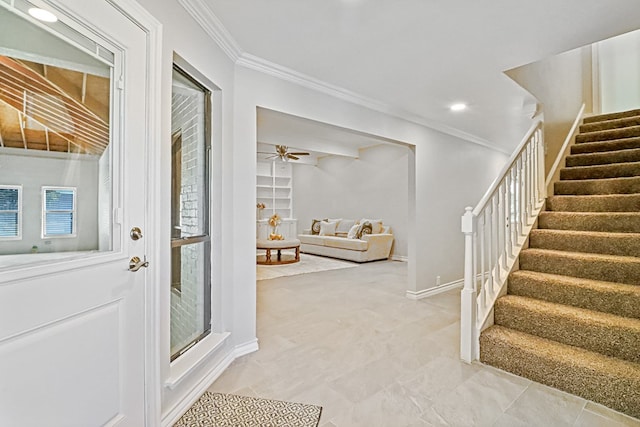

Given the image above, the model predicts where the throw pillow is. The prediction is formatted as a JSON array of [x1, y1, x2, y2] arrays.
[[356, 221, 373, 239], [347, 224, 360, 239], [319, 221, 337, 236], [311, 218, 327, 235], [360, 218, 383, 234]]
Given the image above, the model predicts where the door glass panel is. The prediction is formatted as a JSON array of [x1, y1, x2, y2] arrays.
[[0, 6, 113, 269], [170, 64, 211, 361]]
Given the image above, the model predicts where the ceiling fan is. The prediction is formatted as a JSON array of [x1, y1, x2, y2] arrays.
[[259, 145, 310, 161]]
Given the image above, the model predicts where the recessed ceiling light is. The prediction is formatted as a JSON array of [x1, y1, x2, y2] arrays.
[[28, 7, 58, 23], [450, 103, 467, 112]]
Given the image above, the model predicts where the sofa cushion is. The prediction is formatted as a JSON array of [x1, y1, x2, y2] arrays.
[[347, 224, 360, 239], [319, 221, 338, 236], [360, 218, 383, 234], [311, 218, 327, 235], [336, 219, 356, 234], [356, 221, 373, 239], [298, 234, 324, 245], [323, 236, 368, 251]]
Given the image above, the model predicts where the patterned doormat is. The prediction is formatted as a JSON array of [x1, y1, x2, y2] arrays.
[[173, 392, 322, 427]]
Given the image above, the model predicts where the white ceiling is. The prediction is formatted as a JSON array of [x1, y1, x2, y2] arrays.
[[204, 0, 640, 153]]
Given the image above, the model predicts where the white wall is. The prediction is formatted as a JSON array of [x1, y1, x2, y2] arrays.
[[506, 46, 592, 175], [598, 29, 640, 113], [0, 150, 99, 255], [292, 143, 410, 259], [130, 0, 241, 422]]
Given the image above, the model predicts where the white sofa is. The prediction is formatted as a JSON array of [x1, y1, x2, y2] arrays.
[[298, 222, 394, 263]]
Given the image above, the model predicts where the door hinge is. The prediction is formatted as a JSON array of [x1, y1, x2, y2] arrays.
[[117, 76, 124, 90]]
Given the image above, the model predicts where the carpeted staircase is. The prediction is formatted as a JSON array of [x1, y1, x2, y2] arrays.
[[480, 109, 640, 419]]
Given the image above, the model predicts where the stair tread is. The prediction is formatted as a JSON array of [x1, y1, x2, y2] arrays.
[[508, 270, 640, 319], [546, 194, 640, 212], [560, 161, 640, 179], [577, 125, 640, 140], [522, 247, 640, 263], [498, 294, 640, 328], [583, 109, 640, 124], [530, 228, 640, 238], [480, 325, 640, 419], [554, 175, 640, 195], [572, 137, 640, 155], [510, 270, 640, 293], [580, 115, 640, 133], [567, 147, 640, 159]]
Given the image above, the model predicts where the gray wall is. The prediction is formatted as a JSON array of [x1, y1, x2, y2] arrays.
[[506, 46, 592, 175], [292, 143, 409, 258], [0, 150, 99, 255]]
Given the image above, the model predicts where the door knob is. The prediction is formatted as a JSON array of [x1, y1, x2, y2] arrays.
[[129, 256, 149, 272], [130, 227, 143, 241]]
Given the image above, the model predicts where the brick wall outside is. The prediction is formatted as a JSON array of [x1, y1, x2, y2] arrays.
[[169, 83, 208, 355]]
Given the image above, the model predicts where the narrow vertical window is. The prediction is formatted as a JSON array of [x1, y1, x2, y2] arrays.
[[42, 187, 76, 237], [0, 185, 21, 240], [170, 63, 211, 361]]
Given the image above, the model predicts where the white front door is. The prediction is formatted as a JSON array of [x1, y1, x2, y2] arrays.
[[0, 1, 154, 426]]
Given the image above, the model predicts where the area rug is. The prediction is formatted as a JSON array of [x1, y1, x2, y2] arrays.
[[173, 392, 322, 427], [257, 253, 357, 281]]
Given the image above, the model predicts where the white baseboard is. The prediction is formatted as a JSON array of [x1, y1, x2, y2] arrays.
[[405, 278, 464, 300], [391, 255, 408, 262], [161, 338, 260, 427], [234, 338, 259, 358]]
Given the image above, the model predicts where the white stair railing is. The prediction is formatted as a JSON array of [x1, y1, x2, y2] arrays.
[[460, 120, 545, 363]]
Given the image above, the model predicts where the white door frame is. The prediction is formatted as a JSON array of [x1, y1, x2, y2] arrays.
[[103, 0, 163, 424]]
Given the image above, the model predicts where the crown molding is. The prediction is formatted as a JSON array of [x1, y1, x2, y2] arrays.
[[178, 0, 242, 62], [238, 54, 507, 154], [178, 0, 507, 154]]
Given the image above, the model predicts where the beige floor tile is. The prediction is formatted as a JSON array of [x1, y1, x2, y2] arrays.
[[207, 260, 640, 426]]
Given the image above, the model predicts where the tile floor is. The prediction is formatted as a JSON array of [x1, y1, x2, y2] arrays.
[[208, 260, 640, 426]]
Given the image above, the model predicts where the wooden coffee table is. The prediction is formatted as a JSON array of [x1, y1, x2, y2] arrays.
[[256, 238, 301, 265]]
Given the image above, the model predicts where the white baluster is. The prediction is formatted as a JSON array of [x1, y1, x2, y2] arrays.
[[461, 207, 476, 363]]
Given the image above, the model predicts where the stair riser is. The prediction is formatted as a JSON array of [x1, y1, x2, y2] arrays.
[[576, 126, 640, 143], [519, 251, 640, 285], [508, 273, 640, 319], [560, 162, 640, 180], [538, 213, 640, 232], [554, 177, 640, 195], [546, 195, 640, 212], [566, 148, 640, 167], [571, 137, 640, 154], [494, 300, 640, 363], [480, 333, 640, 419], [529, 231, 640, 257], [583, 110, 640, 124], [580, 116, 640, 133]]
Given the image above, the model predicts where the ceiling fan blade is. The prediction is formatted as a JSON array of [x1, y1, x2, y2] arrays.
[[288, 152, 309, 156], [287, 154, 300, 160]]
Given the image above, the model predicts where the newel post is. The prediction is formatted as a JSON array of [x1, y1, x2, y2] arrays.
[[460, 206, 477, 363]]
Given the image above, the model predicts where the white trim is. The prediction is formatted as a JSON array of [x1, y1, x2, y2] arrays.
[[0, 146, 99, 161], [177, 0, 508, 154], [391, 254, 408, 262], [161, 349, 236, 427], [160, 338, 260, 427], [406, 278, 464, 300], [234, 338, 259, 358], [165, 332, 231, 389], [176, 0, 242, 62], [0, 184, 22, 241], [41, 186, 77, 238]]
